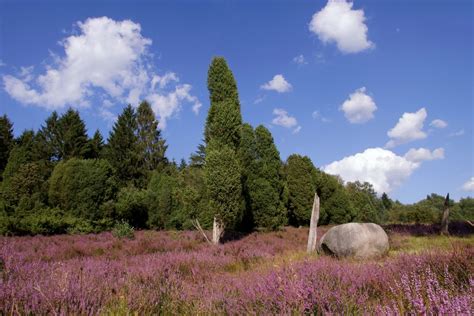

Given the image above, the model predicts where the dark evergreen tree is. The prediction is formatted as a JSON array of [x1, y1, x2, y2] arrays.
[[284, 154, 317, 225], [85, 130, 104, 159], [204, 57, 243, 241], [104, 105, 140, 186], [136, 101, 167, 172], [57, 109, 88, 160], [381, 192, 393, 210], [189, 143, 206, 168], [178, 158, 187, 171], [248, 125, 287, 230], [36, 112, 61, 161], [0, 115, 14, 178]]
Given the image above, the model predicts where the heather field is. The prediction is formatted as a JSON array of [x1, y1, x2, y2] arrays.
[[0, 224, 472, 315]]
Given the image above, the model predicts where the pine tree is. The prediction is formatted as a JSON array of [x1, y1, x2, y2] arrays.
[[36, 111, 60, 161], [57, 109, 88, 160], [0, 115, 14, 178], [85, 130, 104, 159], [104, 105, 140, 186], [136, 101, 167, 173], [189, 143, 206, 168], [204, 57, 243, 243]]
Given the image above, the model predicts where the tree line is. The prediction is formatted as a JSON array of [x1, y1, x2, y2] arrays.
[[0, 57, 472, 236]]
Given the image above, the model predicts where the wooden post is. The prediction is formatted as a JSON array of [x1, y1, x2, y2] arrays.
[[212, 216, 224, 245], [441, 193, 450, 235], [307, 193, 320, 253]]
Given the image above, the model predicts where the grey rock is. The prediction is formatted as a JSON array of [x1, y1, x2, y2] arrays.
[[318, 223, 389, 259]]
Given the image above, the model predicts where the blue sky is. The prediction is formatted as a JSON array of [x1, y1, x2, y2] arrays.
[[0, 0, 472, 203]]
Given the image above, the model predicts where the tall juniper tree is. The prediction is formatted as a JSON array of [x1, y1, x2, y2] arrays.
[[0, 115, 14, 178], [204, 57, 243, 244]]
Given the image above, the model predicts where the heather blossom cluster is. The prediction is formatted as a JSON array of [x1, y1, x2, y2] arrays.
[[0, 227, 472, 314]]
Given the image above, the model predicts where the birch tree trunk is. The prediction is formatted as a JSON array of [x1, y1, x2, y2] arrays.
[[307, 193, 320, 253], [441, 193, 450, 235], [212, 216, 224, 245]]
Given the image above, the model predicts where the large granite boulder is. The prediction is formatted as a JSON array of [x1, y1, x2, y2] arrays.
[[318, 223, 389, 259]]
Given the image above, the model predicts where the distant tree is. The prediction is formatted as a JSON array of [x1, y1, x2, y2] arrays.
[[315, 171, 354, 224], [85, 130, 104, 159], [381, 192, 393, 210], [178, 158, 187, 171], [104, 105, 140, 186], [48, 158, 117, 220], [136, 101, 167, 173], [0, 115, 14, 178], [346, 181, 382, 223], [204, 57, 243, 243], [189, 143, 206, 168]]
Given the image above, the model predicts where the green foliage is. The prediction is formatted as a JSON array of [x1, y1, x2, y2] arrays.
[[58, 109, 89, 159], [105, 105, 141, 186], [115, 186, 148, 228], [346, 181, 383, 223], [85, 130, 104, 159], [285, 154, 317, 225], [48, 158, 117, 220], [0, 114, 14, 178], [136, 100, 167, 175], [205, 144, 242, 229], [189, 143, 206, 168], [244, 125, 287, 230], [112, 220, 135, 239]]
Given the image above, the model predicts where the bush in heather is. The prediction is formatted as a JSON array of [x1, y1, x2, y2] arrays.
[[112, 220, 135, 239]]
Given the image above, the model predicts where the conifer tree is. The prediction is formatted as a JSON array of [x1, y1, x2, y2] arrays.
[[285, 154, 317, 225], [136, 100, 167, 172], [105, 105, 140, 186], [204, 57, 243, 243], [58, 109, 88, 160], [36, 111, 61, 161], [0, 114, 14, 177], [85, 130, 104, 159]]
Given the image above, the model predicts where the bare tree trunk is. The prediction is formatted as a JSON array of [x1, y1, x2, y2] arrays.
[[307, 193, 320, 253], [212, 216, 224, 245], [191, 219, 212, 244], [441, 193, 450, 235]]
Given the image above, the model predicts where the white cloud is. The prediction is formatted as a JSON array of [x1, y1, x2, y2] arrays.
[[272, 108, 301, 133], [449, 129, 465, 137], [312, 110, 331, 123], [462, 177, 474, 192], [430, 119, 447, 129], [386, 108, 428, 148], [2, 17, 200, 128], [309, 0, 374, 54], [404, 147, 445, 163], [323, 147, 441, 194], [261, 74, 292, 93], [340, 87, 377, 123], [292, 54, 308, 66]]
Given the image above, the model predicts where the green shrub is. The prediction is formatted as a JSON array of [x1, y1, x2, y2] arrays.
[[112, 220, 135, 239], [115, 186, 148, 228]]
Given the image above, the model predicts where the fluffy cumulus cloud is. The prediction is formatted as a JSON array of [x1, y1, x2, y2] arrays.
[[430, 119, 448, 129], [462, 177, 474, 192], [404, 147, 445, 163], [261, 74, 292, 93], [386, 108, 428, 148], [2, 17, 201, 128], [272, 108, 301, 133], [309, 0, 374, 54], [324, 147, 443, 194], [340, 87, 377, 123]]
